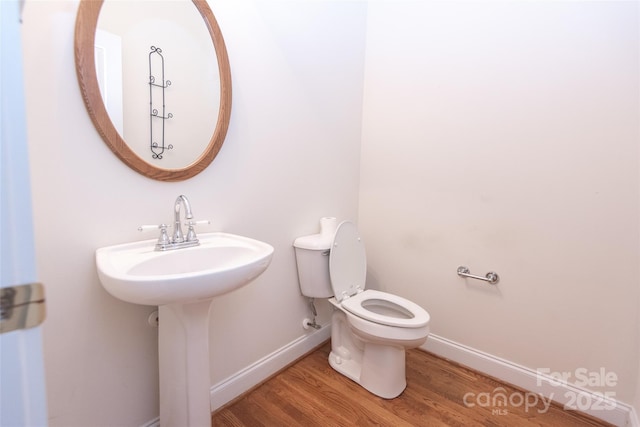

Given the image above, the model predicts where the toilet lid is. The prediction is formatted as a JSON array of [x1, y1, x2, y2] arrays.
[[329, 221, 367, 302]]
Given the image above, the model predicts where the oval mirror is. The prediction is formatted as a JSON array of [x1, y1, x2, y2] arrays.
[[74, 0, 232, 181]]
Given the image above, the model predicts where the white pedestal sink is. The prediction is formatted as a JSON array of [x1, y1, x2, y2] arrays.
[[96, 233, 274, 427]]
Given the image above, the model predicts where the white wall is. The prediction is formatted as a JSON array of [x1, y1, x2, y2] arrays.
[[21, 0, 366, 425], [360, 0, 639, 407]]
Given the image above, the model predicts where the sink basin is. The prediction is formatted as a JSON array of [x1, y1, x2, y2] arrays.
[[96, 232, 274, 306]]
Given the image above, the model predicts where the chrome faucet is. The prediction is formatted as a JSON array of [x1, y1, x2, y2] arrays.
[[173, 195, 193, 244], [138, 195, 208, 251]]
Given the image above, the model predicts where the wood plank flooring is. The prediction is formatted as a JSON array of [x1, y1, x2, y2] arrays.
[[212, 341, 614, 427]]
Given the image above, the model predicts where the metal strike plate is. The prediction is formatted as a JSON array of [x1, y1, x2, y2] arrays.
[[0, 283, 46, 334]]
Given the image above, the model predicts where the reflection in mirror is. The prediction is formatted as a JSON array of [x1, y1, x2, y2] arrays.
[[95, 28, 124, 134], [75, 0, 231, 181], [97, 0, 220, 169]]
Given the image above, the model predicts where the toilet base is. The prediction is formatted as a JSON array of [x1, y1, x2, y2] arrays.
[[329, 310, 407, 399], [329, 343, 406, 399]]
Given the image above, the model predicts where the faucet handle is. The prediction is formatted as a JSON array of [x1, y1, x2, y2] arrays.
[[138, 224, 171, 246], [183, 220, 210, 242], [138, 224, 170, 232]]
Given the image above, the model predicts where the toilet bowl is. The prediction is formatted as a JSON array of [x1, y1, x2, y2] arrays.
[[294, 219, 430, 398]]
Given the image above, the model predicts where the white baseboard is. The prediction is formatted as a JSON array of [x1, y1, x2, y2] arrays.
[[422, 334, 637, 427], [140, 417, 159, 427], [209, 324, 331, 410], [630, 407, 640, 427]]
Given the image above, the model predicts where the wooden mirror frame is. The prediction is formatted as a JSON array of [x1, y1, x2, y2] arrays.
[[74, 0, 232, 181]]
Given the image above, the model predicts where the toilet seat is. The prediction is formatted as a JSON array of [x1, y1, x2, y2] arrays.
[[329, 221, 430, 329], [341, 290, 430, 328]]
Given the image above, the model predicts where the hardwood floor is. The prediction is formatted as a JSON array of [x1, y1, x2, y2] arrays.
[[212, 341, 614, 427]]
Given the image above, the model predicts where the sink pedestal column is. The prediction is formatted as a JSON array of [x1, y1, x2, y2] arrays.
[[159, 300, 213, 427]]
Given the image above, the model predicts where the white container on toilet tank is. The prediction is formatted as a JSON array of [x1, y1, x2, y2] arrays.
[[293, 217, 337, 298]]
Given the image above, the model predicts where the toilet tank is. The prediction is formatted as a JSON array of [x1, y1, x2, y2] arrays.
[[293, 233, 334, 298]]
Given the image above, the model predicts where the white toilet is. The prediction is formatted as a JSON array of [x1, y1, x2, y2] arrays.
[[293, 218, 430, 399]]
